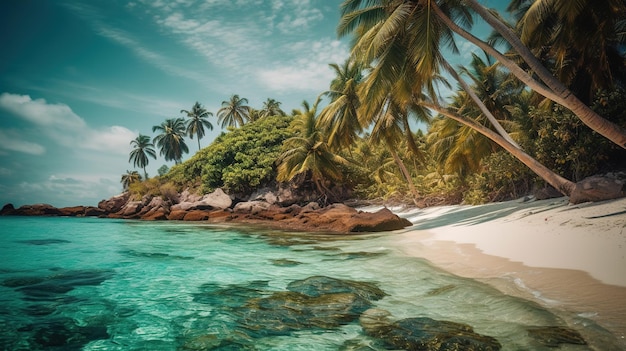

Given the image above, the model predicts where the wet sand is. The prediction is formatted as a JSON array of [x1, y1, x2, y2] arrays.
[[384, 196, 626, 346]]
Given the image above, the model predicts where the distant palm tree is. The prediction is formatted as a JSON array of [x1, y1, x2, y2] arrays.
[[277, 100, 348, 204], [152, 118, 189, 164], [217, 94, 250, 128], [181, 101, 213, 151], [121, 170, 142, 191], [129, 134, 157, 179], [259, 98, 286, 118]]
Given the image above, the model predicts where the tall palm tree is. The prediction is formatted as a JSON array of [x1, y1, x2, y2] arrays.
[[152, 118, 189, 164], [277, 100, 349, 204], [510, 0, 626, 102], [180, 101, 213, 151], [129, 134, 157, 179], [259, 98, 286, 118], [317, 60, 364, 151], [339, 0, 577, 196], [217, 94, 250, 128], [121, 170, 142, 191], [433, 0, 626, 149]]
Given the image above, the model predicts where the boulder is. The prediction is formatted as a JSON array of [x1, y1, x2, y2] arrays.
[[0, 203, 15, 215], [167, 210, 188, 221], [97, 193, 129, 213], [183, 210, 211, 221], [178, 188, 202, 203], [171, 188, 232, 211], [118, 201, 143, 217], [569, 175, 625, 204], [58, 206, 87, 216], [360, 309, 502, 351], [233, 201, 272, 215]]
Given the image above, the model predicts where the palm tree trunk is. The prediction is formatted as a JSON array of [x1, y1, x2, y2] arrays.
[[143, 167, 148, 180], [431, 0, 626, 149], [197, 138, 201, 151], [442, 59, 521, 149], [387, 141, 421, 202], [423, 102, 575, 196]]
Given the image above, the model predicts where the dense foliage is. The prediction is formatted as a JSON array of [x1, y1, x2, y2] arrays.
[[165, 115, 293, 195]]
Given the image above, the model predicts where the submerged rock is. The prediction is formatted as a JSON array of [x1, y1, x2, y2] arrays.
[[286, 275, 386, 301], [359, 309, 502, 351], [527, 326, 587, 347]]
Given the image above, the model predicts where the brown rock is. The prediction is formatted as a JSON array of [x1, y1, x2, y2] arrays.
[[14, 204, 60, 216], [142, 208, 169, 221], [98, 193, 130, 213], [1, 203, 15, 215], [58, 206, 86, 216], [183, 210, 210, 221], [569, 175, 625, 204], [167, 210, 188, 220]]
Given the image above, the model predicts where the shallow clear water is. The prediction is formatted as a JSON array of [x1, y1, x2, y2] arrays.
[[0, 216, 622, 350]]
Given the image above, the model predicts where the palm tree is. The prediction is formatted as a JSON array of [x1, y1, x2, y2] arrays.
[[259, 98, 286, 118], [431, 0, 626, 149], [180, 101, 213, 151], [339, 0, 577, 196], [277, 100, 349, 204], [121, 170, 142, 191], [129, 134, 157, 179], [217, 94, 250, 128], [317, 60, 364, 151], [510, 0, 626, 102], [152, 118, 189, 164]]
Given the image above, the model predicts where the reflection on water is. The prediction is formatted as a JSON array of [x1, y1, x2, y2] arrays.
[[0, 217, 623, 350]]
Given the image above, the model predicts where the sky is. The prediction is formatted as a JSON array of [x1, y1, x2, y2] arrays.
[[0, 0, 504, 208]]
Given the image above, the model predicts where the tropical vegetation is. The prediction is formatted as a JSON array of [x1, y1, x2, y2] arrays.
[[122, 1, 626, 207]]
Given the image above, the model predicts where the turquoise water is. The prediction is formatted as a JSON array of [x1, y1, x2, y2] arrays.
[[0, 216, 622, 350]]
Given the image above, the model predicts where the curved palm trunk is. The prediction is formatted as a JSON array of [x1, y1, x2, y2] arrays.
[[386, 140, 421, 202], [423, 102, 575, 196], [442, 59, 521, 149], [143, 166, 148, 180], [431, 0, 626, 149]]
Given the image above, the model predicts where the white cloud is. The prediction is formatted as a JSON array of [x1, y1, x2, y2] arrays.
[[0, 92, 136, 156], [0, 93, 85, 129], [257, 39, 349, 92], [0, 130, 45, 155]]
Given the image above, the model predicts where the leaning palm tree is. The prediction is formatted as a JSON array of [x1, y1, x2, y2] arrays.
[[259, 98, 286, 118], [129, 134, 157, 179], [217, 94, 250, 128], [277, 100, 349, 204], [180, 101, 213, 151], [431, 0, 626, 149], [339, 0, 577, 196], [510, 0, 626, 103], [152, 118, 189, 164], [121, 170, 142, 191]]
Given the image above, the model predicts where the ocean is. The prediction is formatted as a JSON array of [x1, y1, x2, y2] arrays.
[[0, 216, 622, 350]]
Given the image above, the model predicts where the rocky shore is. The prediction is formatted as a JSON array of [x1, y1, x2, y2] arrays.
[[0, 188, 412, 234]]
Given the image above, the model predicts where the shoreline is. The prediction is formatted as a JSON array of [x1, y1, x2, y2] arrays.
[[383, 196, 626, 346]]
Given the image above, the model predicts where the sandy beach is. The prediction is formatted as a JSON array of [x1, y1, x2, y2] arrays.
[[384, 196, 626, 346]]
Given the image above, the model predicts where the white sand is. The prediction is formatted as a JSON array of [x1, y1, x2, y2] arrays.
[[382, 196, 626, 343]]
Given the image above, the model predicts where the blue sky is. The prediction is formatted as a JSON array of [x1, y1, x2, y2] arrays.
[[0, 0, 503, 208]]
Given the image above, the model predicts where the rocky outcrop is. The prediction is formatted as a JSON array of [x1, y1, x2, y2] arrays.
[[0, 204, 103, 217], [0, 188, 412, 234]]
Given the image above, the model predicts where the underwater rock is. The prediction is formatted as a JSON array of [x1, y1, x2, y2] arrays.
[[527, 326, 587, 347], [359, 309, 502, 351], [3, 269, 114, 301], [18, 317, 109, 350], [286, 275, 386, 301], [240, 291, 370, 335]]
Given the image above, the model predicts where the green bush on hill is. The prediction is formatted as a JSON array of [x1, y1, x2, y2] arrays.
[[164, 115, 294, 196]]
